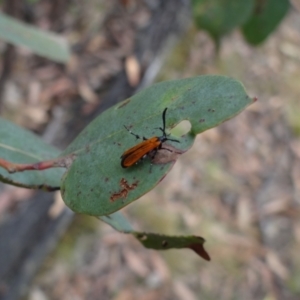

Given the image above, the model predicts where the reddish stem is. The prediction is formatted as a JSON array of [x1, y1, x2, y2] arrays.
[[0, 155, 75, 173]]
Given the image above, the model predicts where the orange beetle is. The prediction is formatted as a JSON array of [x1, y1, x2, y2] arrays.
[[121, 108, 180, 168]]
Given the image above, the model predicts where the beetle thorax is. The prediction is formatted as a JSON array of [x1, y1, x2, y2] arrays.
[[158, 135, 168, 143]]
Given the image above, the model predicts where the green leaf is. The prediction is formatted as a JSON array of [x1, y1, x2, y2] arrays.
[[192, 0, 255, 41], [0, 12, 70, 63], [61, 75, 255, 216], [0, 118, 64, 189], [242, 0, 290, 45], [134, 232, 210, 261], [99, 214, 210, 261]]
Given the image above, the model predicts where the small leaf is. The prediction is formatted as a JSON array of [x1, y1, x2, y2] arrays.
[[242, 0, 290, 45], [134, 232, 210, 261], [0, 12, 70, 63], [61, 75, 255, 216], [0, 118, 64, 189], [99, 214, 210, 261], [192, 0, 255, 41]]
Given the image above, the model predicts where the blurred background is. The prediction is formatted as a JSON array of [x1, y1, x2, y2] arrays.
[[0, 0, 300, 299]]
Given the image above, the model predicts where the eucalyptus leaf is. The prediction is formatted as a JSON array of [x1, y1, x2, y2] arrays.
[[192, 0, 255, 41], [134, 232, 210, 261], [242, 0, 290, 45], [61, 75, 255, 216], [0, 12, 70, 63], [0, 118, 64, 189], [99, 213, 210, 260]]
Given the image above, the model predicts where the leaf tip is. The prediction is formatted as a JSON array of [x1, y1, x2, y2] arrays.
[[188, 237, 211, 261]]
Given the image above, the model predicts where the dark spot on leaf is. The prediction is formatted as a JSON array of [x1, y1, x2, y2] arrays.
[[105, 178, 109, 182], [118, 143, 121, 146], [85, 145, 90, 153], [162, 240, 168, 247], [180, 106, 184, 110], [192, 100, 196, 104], [118, 98, 131, 108], [199, 119, 205, 123]]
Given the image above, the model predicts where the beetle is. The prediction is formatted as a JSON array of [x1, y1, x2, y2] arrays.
[[120, 108, 180, 168]]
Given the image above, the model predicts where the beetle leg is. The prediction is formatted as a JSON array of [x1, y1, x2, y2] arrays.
[[150, 148, 159, 160], [160, 147, 173, 153], [154, 127, 164, 134]]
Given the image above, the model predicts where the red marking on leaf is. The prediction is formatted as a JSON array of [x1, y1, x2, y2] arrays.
[[110, 189, 128, 202], [0, 154, 75, 173], [120, 178, 138, 190], [110, 178, 139, 202]]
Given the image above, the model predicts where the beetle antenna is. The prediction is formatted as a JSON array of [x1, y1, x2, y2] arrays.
[[124, 125, 141, 140], [162, 108, 168, 136]]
